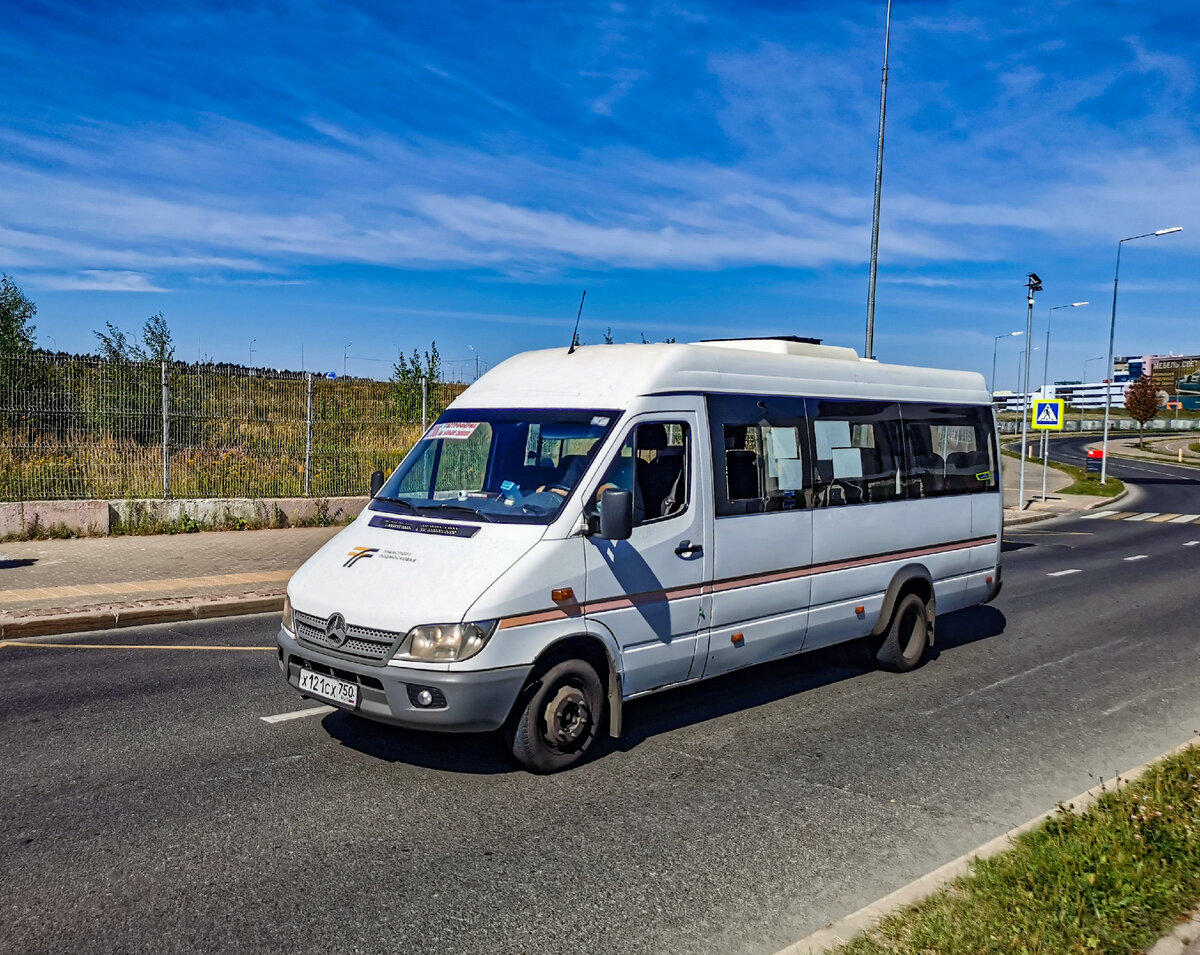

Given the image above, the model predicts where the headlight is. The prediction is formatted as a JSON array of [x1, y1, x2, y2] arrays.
[[402, 621, 498, 662], [281, 595, 295, 633]]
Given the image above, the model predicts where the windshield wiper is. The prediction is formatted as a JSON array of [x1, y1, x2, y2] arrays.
[[372, 496, 419, 514], [416, 503, 496, 523]]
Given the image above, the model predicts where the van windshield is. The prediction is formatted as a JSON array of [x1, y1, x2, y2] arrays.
[[370, 409, 620, 525]]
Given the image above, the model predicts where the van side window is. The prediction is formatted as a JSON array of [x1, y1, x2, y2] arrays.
[[901, 405, 997, 497], [592, 422, 690, 525], [810, 400, 904, 507], [707, 394, 812, 515]]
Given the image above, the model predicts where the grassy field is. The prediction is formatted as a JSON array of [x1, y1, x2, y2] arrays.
[[832, 741, 1200, 955], [1, 357, 463, 501]]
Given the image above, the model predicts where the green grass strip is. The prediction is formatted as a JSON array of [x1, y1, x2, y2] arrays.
[[999, 448, 1125, 498], [833, 742, 1200, 955]]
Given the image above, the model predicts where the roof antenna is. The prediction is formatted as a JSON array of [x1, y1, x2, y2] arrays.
[[567, 290, 587, 354]]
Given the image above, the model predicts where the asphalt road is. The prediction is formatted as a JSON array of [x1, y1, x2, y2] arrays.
[[3, 450, 1199, 955]]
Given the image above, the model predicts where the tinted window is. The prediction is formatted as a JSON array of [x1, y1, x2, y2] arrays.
[[809, 399, 904, 507], [901, 404, 997, 497], [707, 395, 811, 515]]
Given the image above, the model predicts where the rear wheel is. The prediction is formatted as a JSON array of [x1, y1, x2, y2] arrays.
[[875, 592, 929, 672], [509, 659, 603, 773]]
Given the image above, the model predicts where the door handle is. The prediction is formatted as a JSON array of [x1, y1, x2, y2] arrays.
[[675, 540, 703, 557]]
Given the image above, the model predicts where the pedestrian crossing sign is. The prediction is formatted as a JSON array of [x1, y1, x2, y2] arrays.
[[1031, 398, 1065, 430]]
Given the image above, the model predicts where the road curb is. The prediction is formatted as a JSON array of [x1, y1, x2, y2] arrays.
[[776, 733, 1200, 955], [0, 593, 285, 639]]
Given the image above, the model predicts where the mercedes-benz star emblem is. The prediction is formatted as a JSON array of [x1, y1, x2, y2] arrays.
[[324, 612, 348, 648]]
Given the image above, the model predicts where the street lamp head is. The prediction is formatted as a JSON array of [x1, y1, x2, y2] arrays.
[[1155, 227, 1183, 235], [1013, 330, 1024, 336], [1072, 301, 1089, 307]]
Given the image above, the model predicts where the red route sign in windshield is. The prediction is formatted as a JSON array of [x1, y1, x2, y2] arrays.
[[426, 422, 480, 441]]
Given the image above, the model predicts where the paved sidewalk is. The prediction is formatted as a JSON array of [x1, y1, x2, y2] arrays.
[[1002, 453, 1117, 522], [0, 525, 344, 636]]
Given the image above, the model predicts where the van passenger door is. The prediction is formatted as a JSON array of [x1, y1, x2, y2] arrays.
[[583, 408, 711, 696]]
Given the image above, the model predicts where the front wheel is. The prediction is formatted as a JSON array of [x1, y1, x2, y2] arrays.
[[509, 660, 603, 773], [875, 592, 930, 673]]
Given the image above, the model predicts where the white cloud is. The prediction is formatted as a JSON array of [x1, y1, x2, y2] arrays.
[[30, 270, 169, 292]]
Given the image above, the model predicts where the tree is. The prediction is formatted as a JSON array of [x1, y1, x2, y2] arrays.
[[0, 273, 37, 354], [93, 321, 138, 361], [392, 341, 441, 385], [141, 312, 174, 362], [1124, 375, 1160, 448], [93, 312, 175, 362]]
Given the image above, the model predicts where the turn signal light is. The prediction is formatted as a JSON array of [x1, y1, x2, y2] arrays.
[[551, 588, 576, 602]]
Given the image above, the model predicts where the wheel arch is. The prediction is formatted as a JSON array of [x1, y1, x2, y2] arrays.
[[870, 564, 937, 646], [516, 630, 624, 739]]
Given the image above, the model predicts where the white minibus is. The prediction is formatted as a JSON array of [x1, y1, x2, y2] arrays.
[[277, 338, 1002, 772]]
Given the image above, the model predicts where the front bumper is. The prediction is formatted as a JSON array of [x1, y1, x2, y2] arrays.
[[277, 627, 531, 733]]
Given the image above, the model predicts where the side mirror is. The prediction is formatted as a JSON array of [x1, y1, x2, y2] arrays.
[[369, 469, 385, 498], [598, 488, 633, 540]]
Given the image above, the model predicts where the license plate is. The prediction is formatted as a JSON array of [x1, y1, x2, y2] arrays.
[[297, 668, 359, 707]]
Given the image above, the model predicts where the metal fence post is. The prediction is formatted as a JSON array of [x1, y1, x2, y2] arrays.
[[421, 376, 428, 433], [304, 372, 313, 497], [161, 360, 170, 499]]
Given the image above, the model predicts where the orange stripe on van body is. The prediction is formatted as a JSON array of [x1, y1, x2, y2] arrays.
[[496, 535, 997, 630]]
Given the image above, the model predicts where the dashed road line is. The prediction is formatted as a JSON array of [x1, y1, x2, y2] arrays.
[[261, 705, 334, 724], [1123, 554, 1149, 561], [1046, 569, 1082, 577]]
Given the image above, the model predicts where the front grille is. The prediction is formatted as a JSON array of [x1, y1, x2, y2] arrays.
[[294, 610, 401, 662]]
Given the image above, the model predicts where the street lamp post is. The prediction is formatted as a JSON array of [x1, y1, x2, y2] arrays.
[[1040, 302, 1089, 501], [1100, 227, 1182, 485], [991, 330, 1023, 395], [343, 341, 353, 379], [1082, 356, 1105, 428], [249, 338, 256, 367], [1017, 273, 1042, 513], [864, 0, 892, 360]]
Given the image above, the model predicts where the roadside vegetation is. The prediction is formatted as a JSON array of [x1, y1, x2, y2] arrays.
[[832, 741, 1200, 955], [1, 500, 354, 542], [1000, 447, 1125, 498]]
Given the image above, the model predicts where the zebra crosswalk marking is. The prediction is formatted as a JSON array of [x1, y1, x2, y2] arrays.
[[1124, 513, 1160, 521], [1147, 514, 1181, 522], [1169, 515, 1200, 523]]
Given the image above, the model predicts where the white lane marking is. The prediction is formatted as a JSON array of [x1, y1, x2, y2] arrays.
[[1184, 541, 1200, 547], [1078, 511, 1116, 520], [1102, 684, 1185, 717], [1124, 513, 1159, 521], [1169, 514, 1200, 523], [260, 705, 334, 724], [918, 635, 1130, 717], [1046, 569, 1082, 577], [1123, 554, 1149, 561]]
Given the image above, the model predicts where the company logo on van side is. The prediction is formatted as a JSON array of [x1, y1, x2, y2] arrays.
[[344, 547, 379, 567]]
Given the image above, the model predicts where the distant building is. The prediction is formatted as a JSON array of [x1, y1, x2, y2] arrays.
[[994, 352, 1200, 411]]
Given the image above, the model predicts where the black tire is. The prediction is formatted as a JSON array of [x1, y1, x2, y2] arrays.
[[875, 592, 930, 673], [510, 659, 603, 773]]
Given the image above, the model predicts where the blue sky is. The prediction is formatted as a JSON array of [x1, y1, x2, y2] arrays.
[[2, 0, 1197, 389]]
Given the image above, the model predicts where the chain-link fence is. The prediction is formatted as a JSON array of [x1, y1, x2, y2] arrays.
[[0, 355, 463, 501]]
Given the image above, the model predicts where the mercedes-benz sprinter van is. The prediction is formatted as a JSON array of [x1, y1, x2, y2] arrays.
[[277, 338, 1002, 772]]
